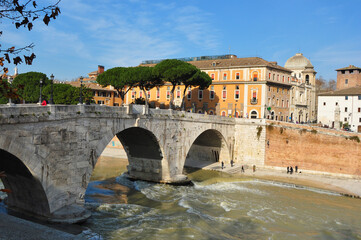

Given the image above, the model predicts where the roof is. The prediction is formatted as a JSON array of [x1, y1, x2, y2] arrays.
[[335, 65, 361, 71], [67, 81, 116, 91], [141, 57, 292, 73], [318, 86, 361, 96], [284, 53, 314, 70]]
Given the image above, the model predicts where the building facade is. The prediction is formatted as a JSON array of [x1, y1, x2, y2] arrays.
[[284, 53, 317, 123], [317, 86, 361, 132], [139, 55, 293, 120], [336, 65, 361, 90]]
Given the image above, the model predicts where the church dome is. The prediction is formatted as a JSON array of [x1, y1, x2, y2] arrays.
[[284, 53, 313, 70]]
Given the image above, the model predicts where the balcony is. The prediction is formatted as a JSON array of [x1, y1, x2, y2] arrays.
[[250, 98, 258, 105]]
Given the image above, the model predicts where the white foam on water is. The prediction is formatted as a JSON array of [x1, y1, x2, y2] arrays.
[[193, 181, 265, 195]]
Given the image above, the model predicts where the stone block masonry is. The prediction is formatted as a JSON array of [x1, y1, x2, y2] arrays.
[[265, 121, 361, 176]]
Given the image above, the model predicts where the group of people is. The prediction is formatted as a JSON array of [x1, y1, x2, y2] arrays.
[[287, 166, 299, 174]]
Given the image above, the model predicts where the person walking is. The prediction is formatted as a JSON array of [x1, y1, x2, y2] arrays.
[[287, 166, 290, 174], [221, 161, 224, 169], [253, 165, 256, 172], [290, 166, 293, 174], [231, 159, 234, 167], [241, 165, 245, 173], [295, 166, 298, 173]]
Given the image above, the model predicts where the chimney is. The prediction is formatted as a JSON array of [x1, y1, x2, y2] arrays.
[[98, 65, 104, 74]]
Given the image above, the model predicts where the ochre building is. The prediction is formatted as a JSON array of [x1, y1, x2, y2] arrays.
[[79, 54, 317, 122]]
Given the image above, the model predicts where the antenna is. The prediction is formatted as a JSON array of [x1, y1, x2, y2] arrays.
[[228, 46, 231, 55]]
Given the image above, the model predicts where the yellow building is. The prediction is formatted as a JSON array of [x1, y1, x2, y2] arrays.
[[139, 55, 293, 120]]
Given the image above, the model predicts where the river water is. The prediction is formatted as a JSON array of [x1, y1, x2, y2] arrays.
[[83, 157, 361, 240]]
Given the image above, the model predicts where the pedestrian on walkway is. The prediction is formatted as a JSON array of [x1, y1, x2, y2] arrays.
[[295, 165, 298, 173], [253, 165, 256, 172], [231, 159, 234, 167], [287, 166, 290, 174], [290, 166, 293, 174], [241, 165, 245, 173], [221, 161, 224, 169]]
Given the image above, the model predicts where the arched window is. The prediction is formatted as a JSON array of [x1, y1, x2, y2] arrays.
[[253, 72, 258, 81], [209, 110, 214, 115], [250, 110, 258, 119], [235, 111, 239, 118], [222, 86, 227, 99], [166, 87, 170, 100], [210, 86, 215, 100], [306, 75, 310, 85], [187, 87, 192, 100], [176, 86, 181, 99], [221, 111, 226, 116], [198, 110, 203, 114], [156, 87, 160, 99]]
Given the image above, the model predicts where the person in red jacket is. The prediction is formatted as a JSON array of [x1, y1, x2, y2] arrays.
[[41, 100, 47, 106]]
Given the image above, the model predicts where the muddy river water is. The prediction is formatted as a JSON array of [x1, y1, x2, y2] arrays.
[[82, 156, 361, 240]]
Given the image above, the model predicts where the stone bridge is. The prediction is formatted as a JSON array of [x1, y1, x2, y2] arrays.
[[0, 105, 266, 222]]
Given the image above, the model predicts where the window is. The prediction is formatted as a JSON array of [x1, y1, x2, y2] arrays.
[[359, 108, 361, 112], [282, 100, 284, 107], [282, 88, 284, 94], [139, 91, 143, 98], [198, 89, 203, 100], [221, 111, 226, 116], [299, 73, 301, 78], [250, 110, 258, 119], [277, 99, 279, 106], [282, 76, 285, 82], [268, 86, 271, 92], [236, 73, 240, 80], [253, 73, 258, 81], [222, 86, 227, 99], [345, 107, 348, 112], [277, 74, 279, 81], [350, 70, 353, 74], [147, 90, 151, 99], [358, 95, 361, 100], [131, 89, 136, 99], [287, 100, 289, 107], [341, 70, 345, 74], [273, 74, 275, 80], [209, 110, 214, 115], [211, 74, 215, 80], [359, 118, 361, 122], [187, 87, 191, 100], [345, 79, 348, 84], [269, 73, 271, 79], [176, 87, 181, 99], [234, 86, 240, 99], [166, 87, 170, 100], [223, 73, 227, 80], [212, 62, 216, 67], [97, 100, 104, 104], [345, 96, 348, 100], [210, 86, 215, 100], [268, 98, 271, 105], [288, 77, 290, 83], [306, 75, 309, 84], [344, 118, 347, 122], [156, 87, 160, 99], [277, 87, 279, 93]]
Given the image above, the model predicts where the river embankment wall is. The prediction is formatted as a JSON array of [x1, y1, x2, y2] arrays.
[[264, 121, 361, 176]]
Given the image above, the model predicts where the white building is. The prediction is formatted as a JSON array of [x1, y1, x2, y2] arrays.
[[284, 53, 317, 123], [317, 86, 361, 132]]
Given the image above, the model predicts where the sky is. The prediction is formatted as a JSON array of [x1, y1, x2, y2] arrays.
[[2, 0, 361, 82]]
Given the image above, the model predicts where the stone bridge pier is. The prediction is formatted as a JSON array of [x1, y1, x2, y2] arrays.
[[0, 105, 265, 222]]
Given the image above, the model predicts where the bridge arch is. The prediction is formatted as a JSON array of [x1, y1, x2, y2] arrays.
[[0, 149, 50, 217], [184, 129, 231, 169]]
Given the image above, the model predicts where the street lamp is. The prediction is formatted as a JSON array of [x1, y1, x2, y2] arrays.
[[79, 76, 83, 105], [49, 74, 54, 104], [39, 79, 43, 104], [7, 77, 14, 106]]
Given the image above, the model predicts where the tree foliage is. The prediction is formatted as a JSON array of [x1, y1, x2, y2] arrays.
[[42, 83, 94, 105], [316, 76, 336, 92], [0, 0, 61, 78], [154, 59, 199, 108], [11, 71, 49, 103], [130, 66, 162, 106], [97, 67, 136, 104]]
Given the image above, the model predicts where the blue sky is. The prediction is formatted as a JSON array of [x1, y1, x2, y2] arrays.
[[2, 0, 361, 81]]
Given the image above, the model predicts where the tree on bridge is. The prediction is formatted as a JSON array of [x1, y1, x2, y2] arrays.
[[42, 83, 94, 105], [12, 71, 49, 103], [181, 70, 212, 110], [97, 67, 137, 105], [154, 59, 198, 109], [131, 66, 163, 108], [0, 0, 61, 97]]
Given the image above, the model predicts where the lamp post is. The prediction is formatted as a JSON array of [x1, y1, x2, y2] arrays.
[[78, 76, 83, 105], [7, 77, 15, 106], [49, 74, 54, 104], [39, 79, 43, 104]]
